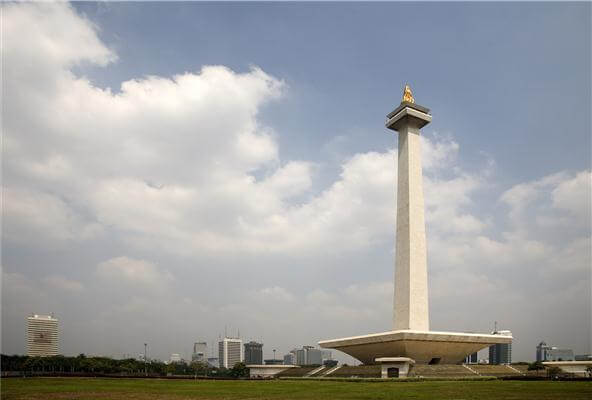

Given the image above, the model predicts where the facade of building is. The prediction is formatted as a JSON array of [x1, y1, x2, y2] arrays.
[[292, 346, 324, 366], [536, 341, 575, 361], [283, 352, 295, 365], [547, 348, 574, 361], [536, 341, 551, 362], [192, 342, 207, 363], [244, 341, 263, 365], [27, 314, 58, 357], [169, 353, 182, 363], [218, 338, 243, 368], [489, 330, 512, 364]]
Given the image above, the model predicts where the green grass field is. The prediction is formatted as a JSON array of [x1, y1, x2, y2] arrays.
[[2, 378, 592, 400]]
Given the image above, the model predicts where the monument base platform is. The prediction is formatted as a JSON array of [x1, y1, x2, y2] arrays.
[[319, 329, 512, 365]]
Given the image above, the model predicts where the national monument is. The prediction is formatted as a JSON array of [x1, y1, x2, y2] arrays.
[[319, 86, 511, 371]]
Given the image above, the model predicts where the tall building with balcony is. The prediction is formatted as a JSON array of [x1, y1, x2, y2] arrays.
[[27, 314, 58, 357], [218, 338, 243, 368]]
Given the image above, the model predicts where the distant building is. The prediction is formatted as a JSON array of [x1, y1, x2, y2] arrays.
[[244, 341, 263, 365], [536, 341, 575, 361], [283, 352, 295, 365], [464, 352, 478, 364], [489, 330, 512, 364], [169, 353, 182, 363], [536, 341, 551, 362], [192, 342, 207, 363], [27, 314, 58, 357], [575, 354, 592, 361], [218, 338, 243, 368], [207, 357, 219, 368], [264, 359, 284, 365], [547, 348, 574, 361], [293, 346, 323, 366], [321, 350, 332, 363]]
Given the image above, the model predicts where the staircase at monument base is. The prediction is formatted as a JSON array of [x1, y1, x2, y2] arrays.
[[412, 364, 474, 378], [276, 367, 317, 377], [275, 364, 526, 378], [319, 365, 381, 378], [305, 366, 326, 377], [470, 364, 522, 377]]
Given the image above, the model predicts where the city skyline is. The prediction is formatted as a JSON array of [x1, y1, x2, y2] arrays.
[[2, 2, 590, 363]]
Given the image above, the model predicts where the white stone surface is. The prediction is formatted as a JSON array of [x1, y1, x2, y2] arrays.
[[375, 357, 415, 378], [319, 329, 512, 365], [318, 101, 513, 365], [394, 121, 429, 331]]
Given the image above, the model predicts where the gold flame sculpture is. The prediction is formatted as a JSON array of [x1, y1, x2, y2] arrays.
[[402, 84, 415, 104]]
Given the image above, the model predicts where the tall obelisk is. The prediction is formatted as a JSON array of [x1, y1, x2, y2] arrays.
[[386, 85, 431, 331]]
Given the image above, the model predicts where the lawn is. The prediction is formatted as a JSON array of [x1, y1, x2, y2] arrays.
[[1, 378, 591, 400]]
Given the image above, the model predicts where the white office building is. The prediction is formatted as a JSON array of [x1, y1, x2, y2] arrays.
[[27, 314, 58, 357], [218, 338, 243, 368]]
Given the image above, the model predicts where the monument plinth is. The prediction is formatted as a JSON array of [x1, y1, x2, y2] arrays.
[[319, 85, 512, 365]]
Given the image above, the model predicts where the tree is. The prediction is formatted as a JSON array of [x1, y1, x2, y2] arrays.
[[547, 366, 562, 379], [229, 362, 249, 378], [527, 361, 545, 371], [585, 366, 592, 378]]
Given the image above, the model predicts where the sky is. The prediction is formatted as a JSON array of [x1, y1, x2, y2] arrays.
[[2, 1, 590, 364]]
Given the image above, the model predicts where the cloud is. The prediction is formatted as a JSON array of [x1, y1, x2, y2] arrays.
[[96, 257, 173, 290], [1, 2, 589, 362], [44, 276, 85, 293]]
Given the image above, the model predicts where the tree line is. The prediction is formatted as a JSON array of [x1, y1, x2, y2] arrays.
[[1, 354, 249, 378]]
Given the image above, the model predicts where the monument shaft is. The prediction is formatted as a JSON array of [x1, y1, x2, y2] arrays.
[[394, 123, 429, 331], [318, 87, 512, 365]]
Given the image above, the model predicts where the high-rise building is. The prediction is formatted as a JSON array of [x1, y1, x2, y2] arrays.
[[218, 338, 243, 368], [489, 330, 512, 364], [536, 341, 551, 362], [283, 352, 295, 365], [293, 346, 324, 366], [192, 342, 207, 362], [243, 341, 263, 365], [536, 341, 575, 361], [27, 314, 58, 357]]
